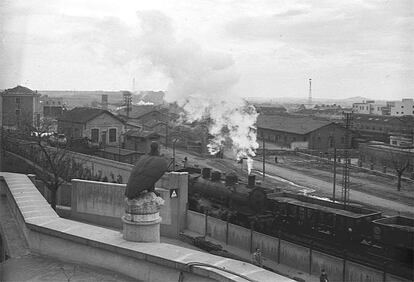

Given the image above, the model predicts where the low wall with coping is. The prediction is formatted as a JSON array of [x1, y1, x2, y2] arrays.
[[68, 172, 188, 239], [186, 211, 412, 282], [0, 172, 293, 282]]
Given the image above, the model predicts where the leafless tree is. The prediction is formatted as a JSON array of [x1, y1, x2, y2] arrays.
[[388, 149, 412, 191], [22, 117, 82, 210]]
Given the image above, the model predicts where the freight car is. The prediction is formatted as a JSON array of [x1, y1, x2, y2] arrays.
[[268, 192, 382, 242], [371, 216, 414, 264]]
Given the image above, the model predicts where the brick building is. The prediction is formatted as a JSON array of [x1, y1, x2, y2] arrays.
[[256, 114, 351, 150], [1, 86, 41, 129], [58, 107, 125, 147]]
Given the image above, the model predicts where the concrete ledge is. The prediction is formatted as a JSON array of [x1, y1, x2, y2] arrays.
[[0, 172, 293, 282]]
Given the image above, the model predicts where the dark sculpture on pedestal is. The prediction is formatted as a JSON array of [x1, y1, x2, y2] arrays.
[[122, 142, 168, 242], [125, 142, 168, 199]]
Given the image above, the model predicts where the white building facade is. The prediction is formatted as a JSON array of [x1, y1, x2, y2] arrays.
[[390, 99, 414, 116]]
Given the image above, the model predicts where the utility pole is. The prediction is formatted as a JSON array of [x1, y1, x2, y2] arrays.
[[333, 147, 337, 202], [341, 112, 353, 208], [262, 138, 266, 179], [123, 93, 132, 119]]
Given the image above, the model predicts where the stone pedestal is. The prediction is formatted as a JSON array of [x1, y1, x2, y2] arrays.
[[122, 192, 164, 243]]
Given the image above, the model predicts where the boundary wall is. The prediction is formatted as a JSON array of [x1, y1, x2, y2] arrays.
[[187, 211, 411, 282]]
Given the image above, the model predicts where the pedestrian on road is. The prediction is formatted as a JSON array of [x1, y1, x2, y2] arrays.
[[252, 248, 262, 267], [183, 157, 188, 168], [320, 269, 329, 282]]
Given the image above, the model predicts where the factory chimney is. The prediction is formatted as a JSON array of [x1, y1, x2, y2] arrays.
[[101, 94, 108, 110]]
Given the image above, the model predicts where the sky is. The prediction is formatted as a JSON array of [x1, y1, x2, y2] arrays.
[[0, 0, 413, 100]]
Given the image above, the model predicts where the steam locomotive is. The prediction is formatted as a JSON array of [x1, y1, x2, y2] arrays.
[[179, 166, 414, 266]]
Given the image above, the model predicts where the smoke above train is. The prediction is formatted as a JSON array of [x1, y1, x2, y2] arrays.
[[136, 11, 259, 161]]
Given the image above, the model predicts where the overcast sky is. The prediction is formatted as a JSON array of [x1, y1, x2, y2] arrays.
[[0, 0, 412, 100]]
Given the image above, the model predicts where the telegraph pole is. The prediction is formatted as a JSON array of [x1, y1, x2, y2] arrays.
[[262, 138, 266, 179], [333, 147, 337, 202], [341, 112, 353, 208]]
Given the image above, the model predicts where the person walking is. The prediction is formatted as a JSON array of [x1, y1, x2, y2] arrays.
[[320, 269, 329, 282], [252, 248, 263, 267]]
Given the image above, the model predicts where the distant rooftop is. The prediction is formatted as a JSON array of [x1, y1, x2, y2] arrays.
[[58, 107, 123, 124], [1, 85, 40, 96], [256, 114, 337, 135]]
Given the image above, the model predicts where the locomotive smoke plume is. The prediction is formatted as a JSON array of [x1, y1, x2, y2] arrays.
[[137, 11, 259, 160]]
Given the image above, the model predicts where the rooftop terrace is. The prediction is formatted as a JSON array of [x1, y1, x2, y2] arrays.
[[0, 172, 293, 282]]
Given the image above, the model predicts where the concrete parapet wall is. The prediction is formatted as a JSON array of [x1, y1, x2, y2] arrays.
[[0, 172, 290, 282], [69, 174, 186, 239]]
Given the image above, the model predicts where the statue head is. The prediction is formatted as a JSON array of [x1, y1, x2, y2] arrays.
[[149, 141, 160, 156]]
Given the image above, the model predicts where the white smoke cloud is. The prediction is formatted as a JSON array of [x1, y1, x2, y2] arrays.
[[137, 10, 259, 159]]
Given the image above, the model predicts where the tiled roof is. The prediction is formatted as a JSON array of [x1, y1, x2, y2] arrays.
[[58, 107, 123, 124], [256, 114, 334, 135], [2, 85, 39, 96], [117, 105, 159, 119], [125, 129, 160, 139]]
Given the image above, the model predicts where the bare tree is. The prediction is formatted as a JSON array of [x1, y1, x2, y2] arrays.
[[388, 149, 412, 191], [22, 117, 82, 210]]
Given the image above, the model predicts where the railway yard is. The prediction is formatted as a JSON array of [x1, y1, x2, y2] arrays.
[[166, 147, 414, 218]]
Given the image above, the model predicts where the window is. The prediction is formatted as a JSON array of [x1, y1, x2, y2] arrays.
[[15, 109, 20, 115], [91, 129, 99, 143], [341, 136, 345, 144], [15, 97, 20, 103], [109, 128, 117, 142], [401, 106, 404, 108]]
